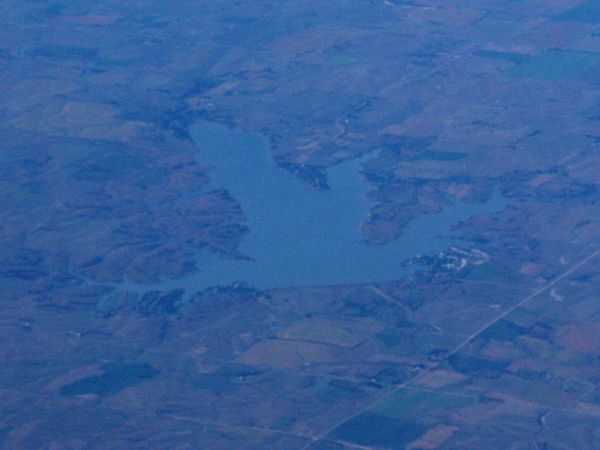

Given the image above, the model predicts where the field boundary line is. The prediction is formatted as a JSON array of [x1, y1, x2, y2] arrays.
[[301, 246, 600, 449]]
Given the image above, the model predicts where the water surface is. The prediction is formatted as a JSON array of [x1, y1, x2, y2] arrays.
[[169, 121, 506, 289]]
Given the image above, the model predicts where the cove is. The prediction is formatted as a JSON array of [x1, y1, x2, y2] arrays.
[[163, 120, 507, 290]]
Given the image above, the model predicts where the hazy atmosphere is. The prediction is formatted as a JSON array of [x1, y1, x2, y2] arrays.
[[3, 1, 600, 448]]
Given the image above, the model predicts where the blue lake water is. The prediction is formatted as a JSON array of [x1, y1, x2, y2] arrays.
[[151, 120, 506, 290]]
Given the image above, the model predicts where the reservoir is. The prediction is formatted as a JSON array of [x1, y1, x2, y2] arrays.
[[164, 120, 507, 290]]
